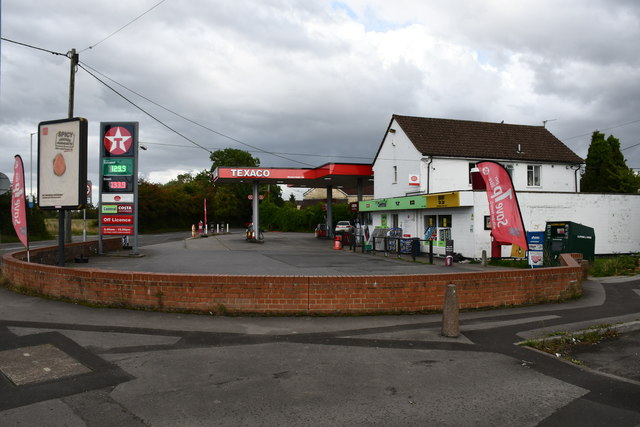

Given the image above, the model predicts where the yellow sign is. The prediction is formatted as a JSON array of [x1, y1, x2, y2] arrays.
[[426, 192, 460, 208], [511, 244, 526, 258]]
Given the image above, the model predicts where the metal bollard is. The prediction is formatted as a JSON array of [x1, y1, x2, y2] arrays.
[[441, 284, 460, 337], [429, 240, 434, 264]]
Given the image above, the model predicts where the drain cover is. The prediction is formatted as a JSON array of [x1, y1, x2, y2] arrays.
[[0, 344, 92, 386]]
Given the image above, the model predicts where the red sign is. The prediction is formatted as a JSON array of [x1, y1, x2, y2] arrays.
[[212, 164, 373, 182], [104, 126, 133, 155], [117, 204, 134, 214], [102, 225, 134, 235], [218, 168, 304, 180], [350, 202, 359, 212], [102, 215, 134, 225], [477, 161, 528, 251], [11, 155, 28, 249]]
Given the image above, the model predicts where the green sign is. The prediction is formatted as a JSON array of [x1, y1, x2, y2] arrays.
[[102, 158, 134, 176], [101, 204, 118, 214], [359, 195, 427, 212]]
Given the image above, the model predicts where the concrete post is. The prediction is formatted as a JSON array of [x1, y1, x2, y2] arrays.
[[441, 284, 460, 337], [481, 250, 488, 267]]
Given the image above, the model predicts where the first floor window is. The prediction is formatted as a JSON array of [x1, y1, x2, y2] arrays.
[[468, 162, 477, 184], [504, 164, 514, 179], [527, 165, 540, 186]]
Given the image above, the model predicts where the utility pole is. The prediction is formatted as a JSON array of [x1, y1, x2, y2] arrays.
[[63, 48, 78, 245]]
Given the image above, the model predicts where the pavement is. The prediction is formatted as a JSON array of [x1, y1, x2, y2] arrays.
[[0, 231, 639, 426]]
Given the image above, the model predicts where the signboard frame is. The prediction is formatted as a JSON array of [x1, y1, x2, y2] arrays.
[[37, 117, 88, 210], [98, 122, 139, 254]]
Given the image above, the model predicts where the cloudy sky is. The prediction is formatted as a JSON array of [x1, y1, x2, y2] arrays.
[[1, 0, 639, 200]]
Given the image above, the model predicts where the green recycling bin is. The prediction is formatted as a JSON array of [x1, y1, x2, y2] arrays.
[[544, 221, 595, 266]]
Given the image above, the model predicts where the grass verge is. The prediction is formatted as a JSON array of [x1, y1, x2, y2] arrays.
[[520, 324, 621, 365], [591, 255, 639, 277], [44, 218, 99, 236]]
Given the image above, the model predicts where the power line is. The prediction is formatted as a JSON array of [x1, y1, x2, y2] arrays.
[[79, 0, 169, 53], [621, 142, 640, 151], [0, 37, 66, 56], [0, 37, 349, 167], [79, 61, 316, 167], [561, 118, 640, 141], [140, 141, 375, 161], [78, 63, 213, 153]]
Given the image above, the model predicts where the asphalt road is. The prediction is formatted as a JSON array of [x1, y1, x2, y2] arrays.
[[1, 232, 639, 425]]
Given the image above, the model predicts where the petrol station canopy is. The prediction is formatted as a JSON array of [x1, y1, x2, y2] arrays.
[[212, 163, 373, 188]]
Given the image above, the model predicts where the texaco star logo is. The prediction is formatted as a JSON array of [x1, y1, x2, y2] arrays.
[[104, 127, 133, 155]]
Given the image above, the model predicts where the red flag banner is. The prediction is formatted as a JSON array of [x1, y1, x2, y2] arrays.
[[11, 155, 29, 249], [204, 198, 207, 233], [477, 161, 528, 251]]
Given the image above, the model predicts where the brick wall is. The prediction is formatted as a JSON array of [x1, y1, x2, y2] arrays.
[[2, 243, 583, 315]]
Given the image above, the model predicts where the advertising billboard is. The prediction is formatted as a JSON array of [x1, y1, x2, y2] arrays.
[[37, 118, 88, 209]]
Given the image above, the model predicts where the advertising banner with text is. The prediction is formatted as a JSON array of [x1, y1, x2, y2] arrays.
[[477, 161, 528, 251]]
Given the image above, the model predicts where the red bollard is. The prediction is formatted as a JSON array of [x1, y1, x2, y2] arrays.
[[334, 235, 342, 250]]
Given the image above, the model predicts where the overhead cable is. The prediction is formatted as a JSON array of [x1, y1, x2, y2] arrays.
[[79, 61, 316, 166], [79, 0, 169, 53], [561, 118, 640, 141], [79, 63, 213, 153], [0, 37, 66, 56]]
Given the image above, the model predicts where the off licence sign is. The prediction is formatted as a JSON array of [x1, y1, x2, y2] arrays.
[[102, 215, 133, 225]]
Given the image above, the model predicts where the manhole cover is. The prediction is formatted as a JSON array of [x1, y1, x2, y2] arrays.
[[0, 344, 92, 386]]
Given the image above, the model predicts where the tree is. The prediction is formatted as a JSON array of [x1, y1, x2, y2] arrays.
[[209, 148, 260, 171], [209, 148, 262, 224], [581, 131, 640, 193], [0, 191, 51, 241]]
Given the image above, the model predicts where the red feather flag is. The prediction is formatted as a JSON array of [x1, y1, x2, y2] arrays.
[[11, 155, 29, 251], [477, 161, 528, 251]]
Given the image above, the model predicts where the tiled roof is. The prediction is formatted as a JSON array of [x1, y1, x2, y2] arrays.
[[389, 115, 583, 164]]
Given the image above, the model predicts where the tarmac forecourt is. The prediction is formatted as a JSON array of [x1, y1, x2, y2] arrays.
[[0, 232, 639, 424], [1, 232, 584, 315], [0, 272, 639, 424]]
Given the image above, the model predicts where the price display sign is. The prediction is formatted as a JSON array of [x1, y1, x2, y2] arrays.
[[98, 122, 139, 254], [102, 176, 134, 192], [103, 158, 134, 176]]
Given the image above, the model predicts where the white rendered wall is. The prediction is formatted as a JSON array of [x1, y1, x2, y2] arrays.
[[472, 192, 640, 256], [427, 160, 579, 194], [373, 119, 581, 197], [369, 192, 639, 257], [373, 121, 427, 198]]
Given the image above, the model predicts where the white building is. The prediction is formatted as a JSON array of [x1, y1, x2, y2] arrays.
[[361, 115, 640, 257]]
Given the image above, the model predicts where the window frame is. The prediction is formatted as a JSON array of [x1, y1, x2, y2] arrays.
[[527, 164, 541, 187]]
